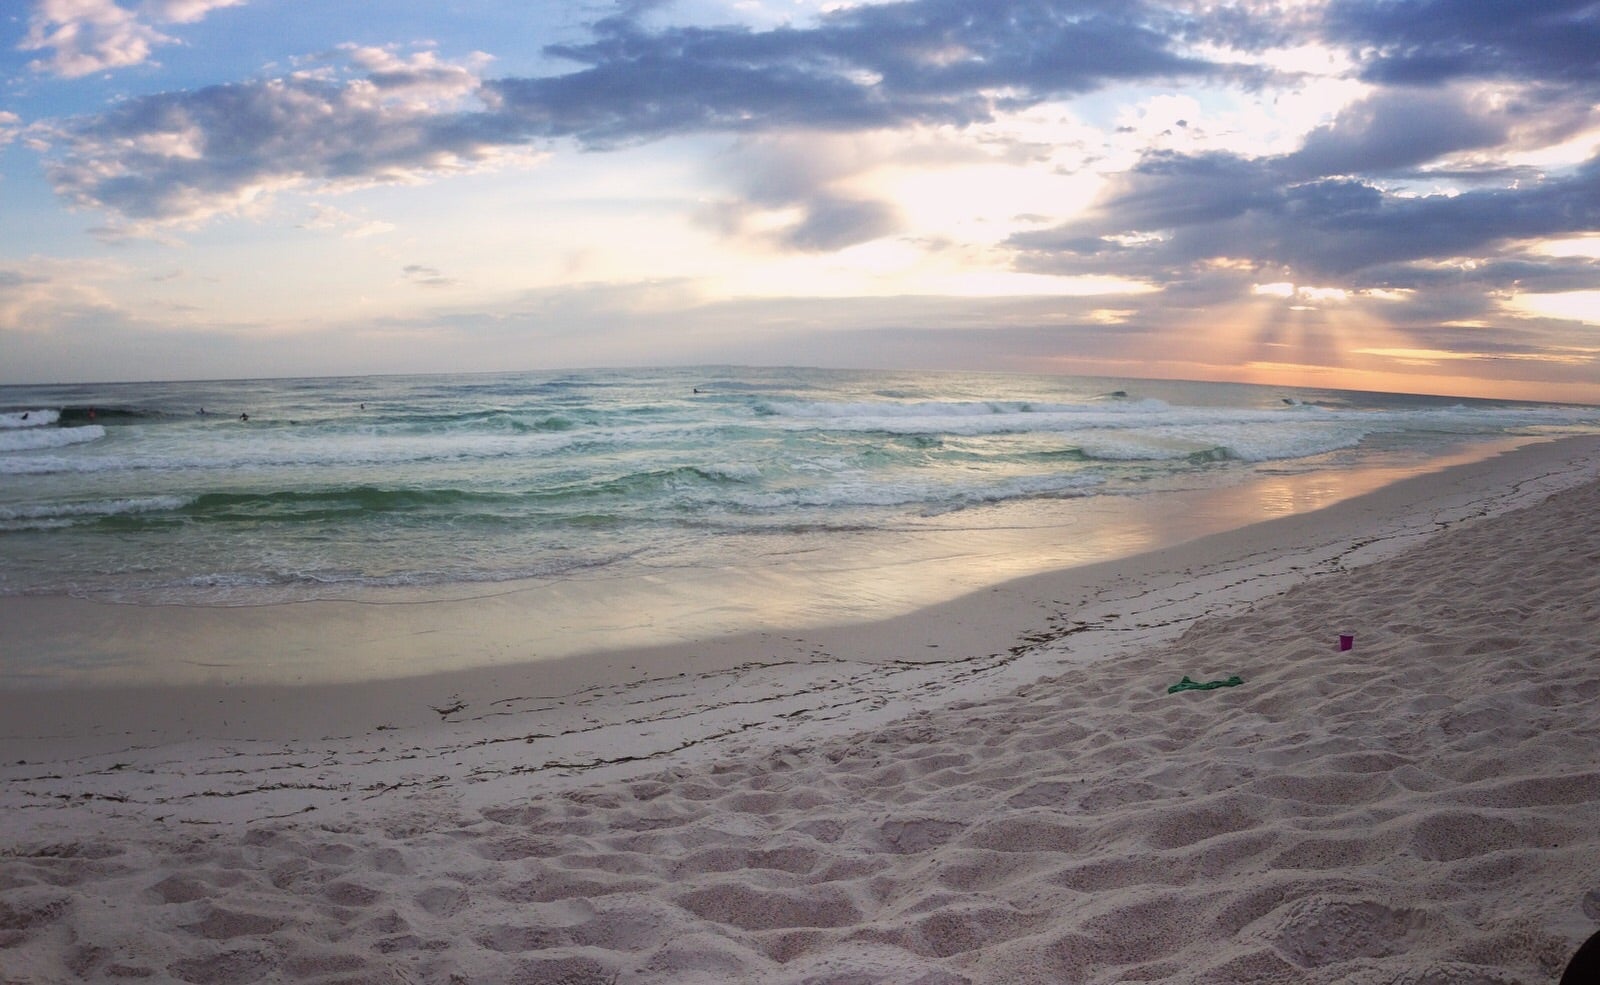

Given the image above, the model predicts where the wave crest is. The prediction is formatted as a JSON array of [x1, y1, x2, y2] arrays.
[[0, 424, 105, 454]]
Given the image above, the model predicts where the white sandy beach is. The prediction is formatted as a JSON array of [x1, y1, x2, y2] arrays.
[[3, 436, 1600, 984]]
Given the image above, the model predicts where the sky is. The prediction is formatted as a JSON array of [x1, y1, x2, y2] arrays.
[[1, 0, 1598, 400]]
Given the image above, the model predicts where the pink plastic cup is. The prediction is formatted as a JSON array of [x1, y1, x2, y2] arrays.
[[1339, 634, 1354, 651]]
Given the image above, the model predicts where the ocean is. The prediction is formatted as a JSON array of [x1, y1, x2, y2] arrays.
[[4, 367, 1599, 665]]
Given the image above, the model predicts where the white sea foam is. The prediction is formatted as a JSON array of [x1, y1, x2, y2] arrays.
[[697, 462, 763, 482], [0, 496, 190, 529], [1072, 421, 1375, 462], [759, 398, 1177, 434], [760, 398, 1151, 418], [0, 424, 103, 454], [0, 409, 59, 429], [723, 471, 1104, 512], [0, 429, 577, 475], [763, 398, 1595, 441]]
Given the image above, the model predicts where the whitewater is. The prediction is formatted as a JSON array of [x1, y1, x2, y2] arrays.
[[3, 367, 1598, 623]]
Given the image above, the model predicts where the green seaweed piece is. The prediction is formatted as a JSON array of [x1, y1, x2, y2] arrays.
[[1167, 674, 1244, 694]]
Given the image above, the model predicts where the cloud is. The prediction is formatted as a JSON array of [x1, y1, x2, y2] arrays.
[[21, 0, 170, 78], [1003, 130, 1600, 379], [142, 0, 246, 25], [1322, 0, 1600, 89], [35, 48, 520, 231], [19, 0, 245, 78], [25, 0, 1600, 294], [699, 132, 904, 252], [1359, 254, 1600, 295], [995, 2, 1600, 308], [1013, 143, 1600, 285], [482, 0, 1218, 146], [32, 1, 1224, 233], [0, 268, 48, 290], [1282, 87, 1511, 178], [401, 264, 457, 288], [338, 44, 490, 106], [778, 195, 901, 252], [298, 203, 395, 239], [0, 260, 122, 332]]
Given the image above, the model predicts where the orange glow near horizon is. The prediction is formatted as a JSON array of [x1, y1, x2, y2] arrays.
[[1025, 283, 1600, 403], [1137, 285, 1405, 391], [1030, 351, 1600, 403]]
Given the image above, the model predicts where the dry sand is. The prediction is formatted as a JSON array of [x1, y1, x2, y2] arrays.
[[3, 437, 1599, 984]]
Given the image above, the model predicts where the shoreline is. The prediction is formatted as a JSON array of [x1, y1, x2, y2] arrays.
[[1, 437, 1597, 982], [0, 433, 1585, 695], [3, 434, 1597, 819]]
